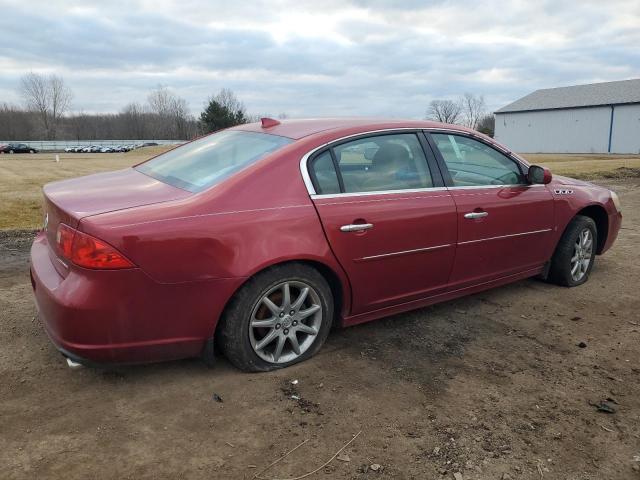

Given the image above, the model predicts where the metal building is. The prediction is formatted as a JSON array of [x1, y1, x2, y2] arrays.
[[494, 79, 640, 154]]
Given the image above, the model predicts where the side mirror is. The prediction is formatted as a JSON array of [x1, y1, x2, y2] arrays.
[[527, 165, 552, 184]]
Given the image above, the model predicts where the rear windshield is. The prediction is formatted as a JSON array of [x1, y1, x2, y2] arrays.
[[136, 130, 293, 192]]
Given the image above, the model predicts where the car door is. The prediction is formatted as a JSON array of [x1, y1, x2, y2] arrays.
[[426, 131, 554, 288], [306, 131, 458, 315]]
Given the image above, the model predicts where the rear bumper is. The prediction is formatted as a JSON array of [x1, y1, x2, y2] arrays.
[[30, 232, 243, 365]]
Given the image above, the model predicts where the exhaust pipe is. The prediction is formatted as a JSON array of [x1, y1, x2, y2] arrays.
[[66, 357, 83, 369]]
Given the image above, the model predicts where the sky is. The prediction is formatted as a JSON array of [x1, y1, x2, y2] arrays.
[[0, 0, 639, 118]]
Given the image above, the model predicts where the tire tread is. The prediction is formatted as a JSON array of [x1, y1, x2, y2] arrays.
[[548, 215, 597, 287]]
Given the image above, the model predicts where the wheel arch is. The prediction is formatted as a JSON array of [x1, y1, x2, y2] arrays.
[[213, 258, 350, 338], [576, 204, 609, 254]]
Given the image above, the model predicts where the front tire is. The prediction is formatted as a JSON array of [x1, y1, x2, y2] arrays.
[[548, 215, 597, 287], [217, 264, 333, 372]]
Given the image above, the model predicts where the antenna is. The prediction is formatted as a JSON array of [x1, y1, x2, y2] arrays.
[[261, 117, 281, 128]]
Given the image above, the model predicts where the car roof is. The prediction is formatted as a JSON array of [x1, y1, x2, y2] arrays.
[[232, 117, 475, 140]]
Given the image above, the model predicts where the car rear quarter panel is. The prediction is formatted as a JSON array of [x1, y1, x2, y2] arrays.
[[31, 232, 241, 362], [79, 141, 352, 316]]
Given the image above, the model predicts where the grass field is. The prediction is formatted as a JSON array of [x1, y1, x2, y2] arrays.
[[1, 149, 638, 230], [0, 147, 171, 230], [523, 153, 640, 179]]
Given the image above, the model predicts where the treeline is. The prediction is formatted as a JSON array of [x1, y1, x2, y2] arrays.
[[425, 93, 495, 137], [0, 105, 200, 141], [0, 73, 249, 141], [2, 72, 496, 141]]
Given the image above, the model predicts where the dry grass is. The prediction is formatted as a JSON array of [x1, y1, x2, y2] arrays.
[[0, 147, 172, 230], [523, 153, 640, 179], [1, 149, 639, 231]]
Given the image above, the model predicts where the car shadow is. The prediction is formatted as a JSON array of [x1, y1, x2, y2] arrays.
[[321, 277, 558, 392]]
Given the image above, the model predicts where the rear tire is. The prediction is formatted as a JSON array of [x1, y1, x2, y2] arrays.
[[548, 215, 597, 287], [217, 263, 333, 372]]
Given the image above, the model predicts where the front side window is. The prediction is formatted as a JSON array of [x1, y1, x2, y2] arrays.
[[329, 133, 433, 194], [136, 130, 292, 192], [431, 134, 525, 187]]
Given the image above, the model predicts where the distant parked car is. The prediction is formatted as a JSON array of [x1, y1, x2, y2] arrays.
[[0, 143, 37, 154], [100, 147, 114, 153], [142, 142, 158, 147], [64, 146, 78, 153]]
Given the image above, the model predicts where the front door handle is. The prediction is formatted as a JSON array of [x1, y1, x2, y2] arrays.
[[340, 223, 374, 232], [464, 211, 489, 219]]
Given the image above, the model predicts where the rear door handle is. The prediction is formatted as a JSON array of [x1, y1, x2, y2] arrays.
[[340, 223, 374, 232], [464, 212, 489, 219]]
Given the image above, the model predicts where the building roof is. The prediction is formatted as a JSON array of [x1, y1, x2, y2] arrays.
[[495, 78, 640, 114]]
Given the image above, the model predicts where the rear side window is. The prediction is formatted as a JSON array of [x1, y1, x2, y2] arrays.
[[331, 133, 433, 194], [309, 151, 341, 194], [136, 130, 292, 192], [431, 134, 525, 186]]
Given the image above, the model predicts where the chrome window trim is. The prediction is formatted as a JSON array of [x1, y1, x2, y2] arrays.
[[310, 184, 545, 200], [299, 127, 533, 197], [447, 184, 545, 190], [425, 128, 530, 170], [458, 228, 552, 246], [299, 127, 427, 196], [311, 186, 449, 200]]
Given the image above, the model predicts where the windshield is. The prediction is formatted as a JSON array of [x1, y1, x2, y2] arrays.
[[136, 130, 293, 192]]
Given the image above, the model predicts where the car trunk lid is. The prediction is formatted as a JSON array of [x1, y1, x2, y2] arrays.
[[42, 168, 191, 265]]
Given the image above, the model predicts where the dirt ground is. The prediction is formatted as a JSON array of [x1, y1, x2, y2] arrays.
[[1, 179, 639, 480]]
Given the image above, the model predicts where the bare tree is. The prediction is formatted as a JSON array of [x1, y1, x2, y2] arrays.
[[147, 86, 193, 138], [19, 72, 72, 139], [147, 86, 173, 117], [121, 102, 148, 139], [476, 114, 495, 137], [170, 96, 191, 139], [0, 103, 35, 140], [213, 88, 246, 117], [426, 99, 462, 124], [460, 93, 486, 130]]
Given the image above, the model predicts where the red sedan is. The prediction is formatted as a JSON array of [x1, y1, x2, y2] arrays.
[[30, 118, 622, 371]]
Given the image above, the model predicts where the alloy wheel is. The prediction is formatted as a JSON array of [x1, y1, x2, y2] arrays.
[[570, 228, 593, 282], [249, 281, 323, 364]]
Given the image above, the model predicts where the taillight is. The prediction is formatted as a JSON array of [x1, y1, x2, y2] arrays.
[[56, 223, 135, 269], [56, 223, 75, 259]]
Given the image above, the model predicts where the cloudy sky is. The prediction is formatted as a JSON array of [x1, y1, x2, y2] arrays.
[[1, 0, 639, 118]]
